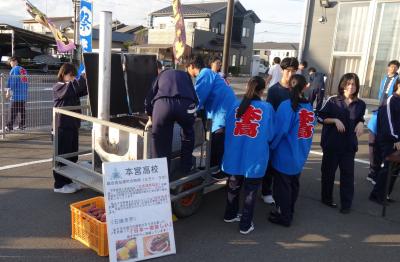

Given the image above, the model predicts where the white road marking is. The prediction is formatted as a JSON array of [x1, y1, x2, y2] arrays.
[[0, 158, 52, 171]]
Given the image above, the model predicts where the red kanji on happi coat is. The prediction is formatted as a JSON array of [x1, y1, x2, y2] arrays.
[[234, 105, 263, 138], [298, 109, 315, 139], [20, 68, 28, 83]]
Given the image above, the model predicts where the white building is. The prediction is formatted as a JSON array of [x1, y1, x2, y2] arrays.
[[253, 42, 299, 66]]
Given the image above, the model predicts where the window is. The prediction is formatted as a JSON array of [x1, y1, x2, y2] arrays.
[[286, 52, 289, 57], [159, 24, 166, 29], [254, 50, 260, 55], [242, 27, 250, 38], [232, 55, 236, 66], [212, 28, 218, 33], [218, 23, 225, 35], [363, 2, 400, 98], [329, 2, 369, 95], [240, 56, 244, 65], [264, 51, 268, 55]]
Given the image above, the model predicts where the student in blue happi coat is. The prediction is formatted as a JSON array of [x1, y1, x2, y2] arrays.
[[367, 60, 399, 184], [186, 55, 237, 180], [268, 74, 316, 227], [318, 73, 366, 214], [222, 76, 275, 234]]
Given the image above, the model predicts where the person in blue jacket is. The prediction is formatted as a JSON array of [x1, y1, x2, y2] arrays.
[[268, 74, 315, 227], [222, 76, 274, 234], [186, 55, 237, 180], [369, 78, 400, 204], [318, 73, 366, 214], [5, 56, 29, 132], [367, 60, 399, 185]]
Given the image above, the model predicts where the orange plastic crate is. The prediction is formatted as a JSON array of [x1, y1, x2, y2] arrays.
[[70, 196, 108, 256]]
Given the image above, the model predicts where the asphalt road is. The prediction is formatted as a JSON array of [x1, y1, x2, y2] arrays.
[[0, 129, 399, 262]]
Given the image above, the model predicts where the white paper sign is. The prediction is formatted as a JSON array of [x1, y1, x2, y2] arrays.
[[103, 158, 176, 262]]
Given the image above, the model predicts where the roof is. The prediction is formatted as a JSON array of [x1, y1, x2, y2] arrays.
[[151, 2, 227, 17], [92, 28, 132, 43], [0, 24, 55, 44], [254, 42, 299, 51], [151, 1, 260, 23]]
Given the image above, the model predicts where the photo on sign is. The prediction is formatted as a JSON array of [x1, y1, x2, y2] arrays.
[[143, 233, 171, 257], [116, 238, 138, 261]]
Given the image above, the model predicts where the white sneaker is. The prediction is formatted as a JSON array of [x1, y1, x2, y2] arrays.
[[261, 194, 275, 204], [239, 223, 255, 235], [224, 214, 241, 223], [54, 184, 77, 194], [70, 182, 85, 191]]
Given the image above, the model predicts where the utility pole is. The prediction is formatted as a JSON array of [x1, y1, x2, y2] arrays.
[[221, 0, 234, 76], [72, 0, 81, 64]]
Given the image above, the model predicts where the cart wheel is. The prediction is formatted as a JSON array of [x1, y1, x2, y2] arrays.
[[172, 180, 204, 218]]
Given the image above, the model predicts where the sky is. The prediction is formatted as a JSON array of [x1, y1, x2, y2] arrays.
[[0, 0, 306, 43]]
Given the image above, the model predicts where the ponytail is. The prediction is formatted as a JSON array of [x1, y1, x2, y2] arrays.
[[289, 74, 307, 111], [237, 76, 266, 118]]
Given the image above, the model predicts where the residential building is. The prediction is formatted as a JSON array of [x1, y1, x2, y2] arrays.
[[22, 16, 73, 37], [131, 1, 260, 74], [253, 42, 299, 66], [302, 0, 400, 102]]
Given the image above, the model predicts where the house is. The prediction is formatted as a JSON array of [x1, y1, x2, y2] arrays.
[[302, 0, 400, 102], [131, 1, 260, 74], [22, 16, 73, 36], [22, 17, 136, 52], [253, 42, 299, 66]]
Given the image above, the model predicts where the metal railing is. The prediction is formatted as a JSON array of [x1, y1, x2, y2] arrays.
[[0, 74, 88, 139]]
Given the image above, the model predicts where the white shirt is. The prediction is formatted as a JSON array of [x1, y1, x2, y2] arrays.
[[268, 64, 282, 87]]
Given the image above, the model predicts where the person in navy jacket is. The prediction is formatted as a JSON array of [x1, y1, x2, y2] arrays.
[[268, 74, 315, 227], [366, 60, 399, 185], [261, 57, 299, 205], [369, 78, 400, 204], [222, 76, 274, 234], [318, 73, 366, 214], [144, 69, 198, 173], [186, 55, 237, 180], [53, 63, 88, 194]]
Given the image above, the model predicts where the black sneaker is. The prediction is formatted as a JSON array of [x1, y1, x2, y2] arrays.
[[211, 171, 227, 181], [268, 215, 290, 227]]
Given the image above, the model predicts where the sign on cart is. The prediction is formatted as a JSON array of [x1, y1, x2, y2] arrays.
[[103, 158, 176, 262]]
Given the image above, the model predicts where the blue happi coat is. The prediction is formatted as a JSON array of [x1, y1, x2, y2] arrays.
[[368, 74, 399, 134], [7, 66, 28, 101], [222, 99, 275, 178], [194, 68, 237, 132], [270, 99, 315, 175]]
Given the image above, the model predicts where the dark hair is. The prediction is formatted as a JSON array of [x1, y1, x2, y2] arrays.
[[9, 56, 19, 63], [338, 73, 360, 99], [289, 74, 308, 111], [308, 67, 316, 73], [237, 76, 266, 118], [156, 60, 162, 70], [57, 63, 77, 82], [388, 60, 400, 68], [280, 57, 299, 70], [273, 57, 281, 64], [209, 55, 222, 65], [185, 55, 205, 69], [300, 61, 308, 68]]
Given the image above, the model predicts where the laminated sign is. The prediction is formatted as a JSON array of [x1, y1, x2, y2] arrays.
[[103, 158, 176, 262]]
